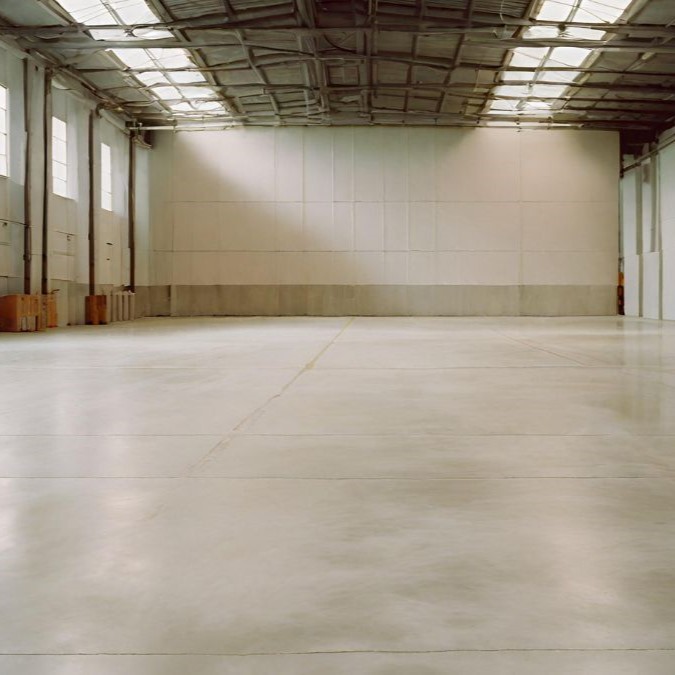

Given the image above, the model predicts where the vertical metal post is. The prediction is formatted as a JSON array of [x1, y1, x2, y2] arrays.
[[40, 70, 52, 295], [128, 133, 136, 292], [22, 59, 32, 294], [88, 110, 96, 296]]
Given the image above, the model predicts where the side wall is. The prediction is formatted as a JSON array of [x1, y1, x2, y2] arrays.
[[150, 127, 619, 316], [0, 43, 150, 325], [620, 130, 675, 321]]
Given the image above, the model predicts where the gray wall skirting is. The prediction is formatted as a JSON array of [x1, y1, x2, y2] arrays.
[[143, 285, 617, 317], [2, 283, 617, 324]]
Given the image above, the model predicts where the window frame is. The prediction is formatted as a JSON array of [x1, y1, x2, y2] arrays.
[[100, 141, 113, 211], [0, 84, 8, 178], [51, 115, 69, 197]]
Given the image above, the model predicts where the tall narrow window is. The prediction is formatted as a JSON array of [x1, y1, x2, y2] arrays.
[[101, 142, 112, 211], [0, 85, 8, 177], [52, 116, 68, 197]]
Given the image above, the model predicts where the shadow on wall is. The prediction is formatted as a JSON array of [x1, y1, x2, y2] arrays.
[[157, 125, 619, 314], [165, 126, 526, 288]]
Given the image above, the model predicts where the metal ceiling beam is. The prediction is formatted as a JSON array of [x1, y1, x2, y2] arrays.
[[25, 35, 675, 54], [75, 62, 675, 80], [103, 79, 675, 97], [4, 0, 674, 134], [5, 18, 675, 38]]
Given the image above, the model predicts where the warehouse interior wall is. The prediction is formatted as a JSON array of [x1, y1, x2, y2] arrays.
[[149, 126, 620, 316], [621, 128, 675, 321], [0, 39, 622, 322], [0, 43, 151, 325]]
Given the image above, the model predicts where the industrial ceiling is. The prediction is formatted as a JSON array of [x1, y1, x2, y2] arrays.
[[1, 0, 674, 146]]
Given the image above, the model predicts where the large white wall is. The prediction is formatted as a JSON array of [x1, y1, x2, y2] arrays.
[[150, 126, 619, 316]]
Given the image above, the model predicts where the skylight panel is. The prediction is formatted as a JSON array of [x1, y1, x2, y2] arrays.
[[176, 86, 208, 99], [522, 101, 552, 109], [58, 0, 116, 25], [56, 0, 167, 40], [503, 71, 537, 82], [487, 100, 553, 115], [540, 68, 582, 84], [530, 84, 567, 98], [169, 71, 208, 84], [534, 0, 633, 25], [537, 0, 576, 22], [135, 71, 169, 86], [576, 0, 633, 23], [193, 101, 223, 112], [55, 0, 236, 120], [510, 48, 548, 67], [153, 86, 182, 100], [548, 47, 592, 68], [108, 0, 156, 25], [148, 49, 193, 69], [562, 26, 606, 40], [110, 48, 151, 68], [494, 84, 567, 99], [169, 102, 195, 112], [487, 0, 637, 119], [524, 26, 560, 39]]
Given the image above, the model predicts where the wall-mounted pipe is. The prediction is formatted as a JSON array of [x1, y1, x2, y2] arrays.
[[22, 59, 32, 294], [41, 70, 52, 295], [88, 110, 96, 296], [128, 133, 136, 292]]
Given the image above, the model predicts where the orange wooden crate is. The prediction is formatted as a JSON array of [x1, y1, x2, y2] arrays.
[[41, 294, 58, 328], [0, 294, 41, 332], [85, 295, 108, 325]]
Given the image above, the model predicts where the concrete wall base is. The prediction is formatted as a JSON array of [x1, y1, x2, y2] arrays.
[[162, 284, 617, 317]]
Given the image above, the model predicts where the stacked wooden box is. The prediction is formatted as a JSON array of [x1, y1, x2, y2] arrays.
[[0, 294, 48, 332]]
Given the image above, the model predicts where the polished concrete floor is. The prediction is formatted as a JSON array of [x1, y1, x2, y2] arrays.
[[1, 316, 675, 674]]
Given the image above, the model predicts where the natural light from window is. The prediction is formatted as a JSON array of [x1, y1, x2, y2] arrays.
[[52, 117, 69, 197], [55, 0, 229, 119], [101, 142, 112, 211], [0, 85, 8, 177], [487, 0, 636, 118]]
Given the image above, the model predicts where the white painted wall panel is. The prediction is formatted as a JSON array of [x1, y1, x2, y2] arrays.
[[521, 131, 618, 203], [275, 128, 303, 203], [662, 252, 675, 320], [620, 169, 638, 256], [383, 129, 408, 203], [409, 202, 435, 251], [354, 202, 384, 251], [623, 253, 640, 317], [409, 129, 436, 202], [304, 128, 333, 202], [332, 128, 353, 202], [523, 202, 618, 252], [151, 127, 619, 295], [642, 252, 661, 319], [304, 202, 333, 251], [408, 252, 436, 285], [662, 145, 675, 320], [384, 203, 408, 251], [353, 127, 384, 202]]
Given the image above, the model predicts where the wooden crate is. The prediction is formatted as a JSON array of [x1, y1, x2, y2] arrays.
[[85, 295, 108, 325], [41, 294, 58, 328], [0, 294, 42, 332]]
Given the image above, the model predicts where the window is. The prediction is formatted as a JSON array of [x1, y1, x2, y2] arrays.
[[0, 85, 8, 177], [52, 117, 68, 197], [101, 142, 112, 211]]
